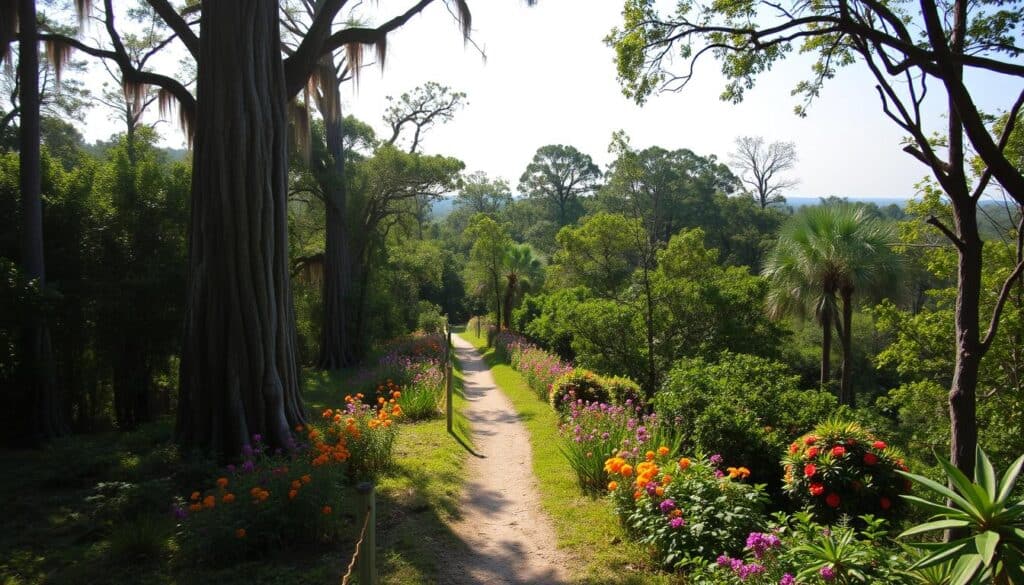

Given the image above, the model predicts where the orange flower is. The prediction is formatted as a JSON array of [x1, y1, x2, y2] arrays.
[[322, 408, 334, 419], [189, 503, 202, 513], [645, 451, 656, 461], [661, 475, 672, 485], [222, 493, 236, 504], [235, 528, 246, 539], [657, 446, 670, 457], [608, 481, 619, 491], [295, 424, 304, 432], [190, 491, 201, 502], [202, 495, 216, 509], [620, 464, 633, 477], [216, 477, 229, 489], [678, 457, 691, 470], [301, 474, 312, 484], [655, 486, 665, 497], [322, 505, 332, 515], [291, 480, 301, 490], [289, 489, 298, 500]]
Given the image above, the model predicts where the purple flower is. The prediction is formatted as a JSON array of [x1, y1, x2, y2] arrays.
[[226, 464, 236, 473], [717, 555, 733, 567], [170, 504, 188, 520], [779, 574, 796, 585], [714, 469, 725, 478], [241, 459, 255, 473], [659, 498, 676, 513], [241, 444, 254, 457], [669, 517, 685, 529], [820, 566, 835, 581], [645, 482, 659, 497], [252, 433, 262, 443], [709, 453, 723, 465], [737, 563, 765, 580]]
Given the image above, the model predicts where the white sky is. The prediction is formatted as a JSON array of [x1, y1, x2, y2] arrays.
[[76, 0, 1022, 199]]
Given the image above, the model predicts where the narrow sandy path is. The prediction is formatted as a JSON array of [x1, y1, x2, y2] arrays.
[[437, 334, 571, 585]]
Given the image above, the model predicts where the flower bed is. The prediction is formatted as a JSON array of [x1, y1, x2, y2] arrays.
[[493, 331, 575, 400], [606, 451, 768, 569], [347, 333, 447, 421], [557, 395, 678, 493], [175, 392, 402, 562]]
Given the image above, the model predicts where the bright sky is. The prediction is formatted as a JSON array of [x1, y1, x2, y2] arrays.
[[77, 0, 1022, 200]]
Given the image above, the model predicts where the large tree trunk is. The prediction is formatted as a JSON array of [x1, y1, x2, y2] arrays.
[[820, 305, 831, 389], [316, 65, 356, 370], [15, 0, 65, 445], [949, 205, 982, 477], [838, 288, 854, 407], [503, 277, 516, 331], [176, 1, 305, 459]]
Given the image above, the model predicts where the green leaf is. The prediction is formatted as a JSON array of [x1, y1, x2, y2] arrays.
[[901, 519, 971, 538], [899, 472, 979, 520], [913, 542, 970, 569], [948, 553, 982, 585], [901, 494, 966, 518], [995, 454, 1024, 505], [974, 531, 999, 567], [975, 446, 997, 501], [935, 456, 990, 514]]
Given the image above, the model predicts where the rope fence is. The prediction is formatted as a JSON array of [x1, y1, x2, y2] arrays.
[[340, 482, 376, 585]]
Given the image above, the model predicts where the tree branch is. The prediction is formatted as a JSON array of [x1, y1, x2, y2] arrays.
[[927, 215, 966, 251], [980, 258, 1024, 351], [144, 0, 198, 58]]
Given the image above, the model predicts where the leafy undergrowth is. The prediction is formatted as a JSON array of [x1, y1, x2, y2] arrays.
[[460, 329, 680, 584], [1, 360, 472, 585]]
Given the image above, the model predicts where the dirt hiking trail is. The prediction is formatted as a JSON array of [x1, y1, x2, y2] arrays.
[[437, 334, 571, 584]]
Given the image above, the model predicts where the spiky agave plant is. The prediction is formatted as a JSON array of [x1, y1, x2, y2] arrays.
[[899, 447, 1024, 585]]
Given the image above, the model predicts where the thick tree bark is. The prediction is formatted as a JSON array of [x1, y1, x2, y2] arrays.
[[316, 67, 356, 370], [838, 288, 854, 407], [820, 306, 831, 390], [15, 0, 65, 445], [949, 206, 982, 478], [176, 1, 306, 458]]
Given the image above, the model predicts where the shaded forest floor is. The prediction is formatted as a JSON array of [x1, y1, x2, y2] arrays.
[[1, 360, 476, 585]]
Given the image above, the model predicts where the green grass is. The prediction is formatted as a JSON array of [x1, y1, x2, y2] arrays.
[[0, 355, 474, 585], [459, 329, 679, 584]]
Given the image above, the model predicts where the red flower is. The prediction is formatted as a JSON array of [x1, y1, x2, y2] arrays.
[[807, 447, 820, 458], [789, 442, 799, 454], [872, 440, 887, 450], [804, 463, 817, 478], [804, 435, 818, 446], [863, 453, 878, 465], [809, 483, 825, 496], [880, 496, 891, 510], [831, 446, 846, 457], [826, 493, 841, 508]]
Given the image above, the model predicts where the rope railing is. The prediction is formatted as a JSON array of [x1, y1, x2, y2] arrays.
[[339, 508, 371, 585], [340, 482, 376, 585]]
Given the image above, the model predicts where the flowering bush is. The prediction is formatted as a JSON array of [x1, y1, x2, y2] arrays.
[[557, 397, 679, 493], [705, 512, 911, 584], [550, 369, 608, 409], [346, 334, 445, 421], [175, 428, 348, 563], [783, 420, 910, 523], [603, 376, 644, 409], [175, 395, 401, 562], [606, 452, 768, 569], [491, 330, 575, 400]]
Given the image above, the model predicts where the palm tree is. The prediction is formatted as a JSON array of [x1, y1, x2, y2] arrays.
[[763, 205, 899, 406], [502, 244, 543, 331]]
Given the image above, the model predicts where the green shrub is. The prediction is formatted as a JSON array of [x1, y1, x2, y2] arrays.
[[783, 419, 911, 523], [107, 513, 171, 565], [550, 369, 609, 409], [700, 512, 912, 584], [415, 300, 446, 333], [607, 453, 768, 570], [655, 352, 837, 494], [603, 375, 644, 408]]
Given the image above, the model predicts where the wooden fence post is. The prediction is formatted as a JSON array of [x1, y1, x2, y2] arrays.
[[356, 482, 377, 585], [446, 361, 453, 435]]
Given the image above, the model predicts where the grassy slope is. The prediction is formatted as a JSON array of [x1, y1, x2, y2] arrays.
[[459, 330, 678, 585], [1, 356, 473, 585]]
